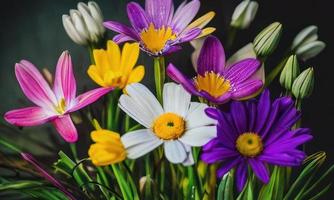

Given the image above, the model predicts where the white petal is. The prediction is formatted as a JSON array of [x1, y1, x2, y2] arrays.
[[62, 15, 87, 45], [77, 2, 100, 42], [179, 126, 217, 147], [164, 140, 187, 163], [70, 9, 90, 40], [182, 144, 194, 166], [185, 102, 215, 129], [121, 129, 162, 159], [163, 82, 191, 117], [88, 1, 105, 34], [119, 83, 163, 128]]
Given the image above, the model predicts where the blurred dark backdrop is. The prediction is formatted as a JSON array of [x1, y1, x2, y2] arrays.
[[0, 0, 333, 198]]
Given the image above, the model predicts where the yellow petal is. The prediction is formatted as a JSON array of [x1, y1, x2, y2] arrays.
[[196, 27, 216, 39], [107, 40, 121, 72], [88, 143, 126, 166], [93, 49, 110, 74], [87, 65, 106, 87], [91, 129, 120, 143], [121, 43, 140, 74], [127, 65, 145, 84], [187, 11, 216, 30]]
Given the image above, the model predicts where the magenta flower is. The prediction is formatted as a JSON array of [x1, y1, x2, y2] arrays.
[[167, 36, 263, 104], [103, 0, 215, 56], [4, 51, 112, 142], [201, 90, 313, 191]]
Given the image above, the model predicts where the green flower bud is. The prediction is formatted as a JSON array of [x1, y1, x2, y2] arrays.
[[291, 25, 325, 61], [292, 67, 314, 99], [230, 0, 258, 29], [279, 55, 299, 90], [253, 22, 282, 58]]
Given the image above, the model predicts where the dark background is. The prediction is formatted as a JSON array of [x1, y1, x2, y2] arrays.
[[0, 0, 333, 198]]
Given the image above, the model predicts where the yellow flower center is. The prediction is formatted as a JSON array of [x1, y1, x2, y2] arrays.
[[152, 112, 185, 140], [236, 132, 263, 157], [54, 98, 66, 114], [140, 23, 177, 54], [194, 71, 231, 98]]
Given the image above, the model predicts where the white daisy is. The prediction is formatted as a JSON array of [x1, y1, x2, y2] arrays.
[[119, 82, 216, 165]]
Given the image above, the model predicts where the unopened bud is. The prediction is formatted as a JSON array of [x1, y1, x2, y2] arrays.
[[230, 0, 258, 29], [279, 55, 299, 90], [253, 22, 282, 58], [292, 67, 314, 99]]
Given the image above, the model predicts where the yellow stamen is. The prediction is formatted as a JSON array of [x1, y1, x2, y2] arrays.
[[236, 132, 263, 157], [140, 23, 177, 54], [152, 112, 185, 140], [194, 71, 231, 98], [54, 98, 66, 114]]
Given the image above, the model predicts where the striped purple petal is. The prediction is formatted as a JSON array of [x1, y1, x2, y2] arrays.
[[225, 58, 261, 84], [145, 0, 173, 28], [127, 2, 150, 32], [172, 0, 200, 33], [231, 79, 263, 100], [104, 21, 139, 40]]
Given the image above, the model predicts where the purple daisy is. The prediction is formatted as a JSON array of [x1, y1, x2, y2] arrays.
[[201, 90, 313, 191], [103, 0, 215, 56], [167, 36, 263, 104]]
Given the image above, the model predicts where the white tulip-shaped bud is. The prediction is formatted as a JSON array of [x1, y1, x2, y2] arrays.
[[62, 1, 105, 46], [291, 25, 325, 61], [231, 0, 258, 29]]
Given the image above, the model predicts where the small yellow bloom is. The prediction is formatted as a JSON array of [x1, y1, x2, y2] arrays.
[[88, 129, 127, 166], [87, 41, 145, 90]]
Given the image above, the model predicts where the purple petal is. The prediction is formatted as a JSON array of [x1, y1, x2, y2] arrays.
[[249, 159, 270, 184], [15, 61, 57, 108], [176, 28, 201, 43], [246, 101, 257, 131], [225, 58, 261, 84], [258, 152, 306, 166], [145, 0, 173, 27], [202, 139, 220, 151], [231, 101, 248, 133], [4, 107, 55, 126], [172, 0, 200, 32], [217, 157, 241, 177], [236, 161, 248, 192], [197, 36, 225, 75], [258, 100, 280, 138], [52, 115, 78, 143], [68, 87, 112, 113], [231, 80, 263, 100], [201, 147, 238, 164], [164, 45, 182, 55], [53, 51, 76, 105], [266, 134, 312, 152], [127, 2, 149, 32], [166, 63, 199, 95], [21, 153, 76, 200], [205, 107, 222, 120], [254, 90, 270, 133], [113, 34, 136, 44], [103, 21, 139, 40]]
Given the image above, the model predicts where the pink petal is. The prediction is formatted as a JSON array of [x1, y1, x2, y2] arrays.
[[68, 87, 113, 113], [4, 107, 55, 126], [53, 51, 76, 105], [52, 115, 78, 143], [15, 61, 57, 108]]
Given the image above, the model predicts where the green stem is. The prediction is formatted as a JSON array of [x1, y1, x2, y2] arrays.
[[111, 164, 132, 200], [124, 114, 130, 132], [69, 143, 78, 162], [226, 27, 237, 49], [265, 56, 289, 87], [106, 94, 114, 130], [153, 57, 165, 103], [88, 45, 95, 65]]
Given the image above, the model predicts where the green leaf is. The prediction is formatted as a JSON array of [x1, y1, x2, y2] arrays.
[[217, 170, 234, 200], [0, 180, 44, 191]]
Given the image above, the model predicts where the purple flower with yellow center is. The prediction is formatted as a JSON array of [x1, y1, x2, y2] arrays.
[[167, 36, 263, 104], [103, 0, 215, 56], [201, 90, 313, 191], [4, 51, 112, 142]]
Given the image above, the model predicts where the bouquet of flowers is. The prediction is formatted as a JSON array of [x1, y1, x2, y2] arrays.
[[0, 0, 332, 199]]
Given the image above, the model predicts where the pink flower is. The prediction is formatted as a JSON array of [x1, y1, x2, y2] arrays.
[[4, 51, 112, 143]]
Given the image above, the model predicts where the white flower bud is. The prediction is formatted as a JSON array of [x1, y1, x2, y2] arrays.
[[231, 0, 258, 29], [62, 1, 105, 46]]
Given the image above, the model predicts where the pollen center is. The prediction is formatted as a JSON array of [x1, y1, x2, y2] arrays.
[[152, 112, 185, 140], [194, 71, 231, 98], [236, 132, 263, 157], [54, 98, 66, 114], [140, 23, 177, 54]]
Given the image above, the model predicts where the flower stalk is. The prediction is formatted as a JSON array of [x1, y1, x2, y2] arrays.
[[154, 57, 165, 103]]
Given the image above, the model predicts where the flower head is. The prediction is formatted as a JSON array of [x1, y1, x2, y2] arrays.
[[87, 41, 145, 90], [104, 0, 215, 56], [62, 1, 105, 46], [201, 90, 313, 191], [167, 36, 263, 104], [88, 129, 127, 166], [119, 82, 216, 165], [4, 51, 112, 142]]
